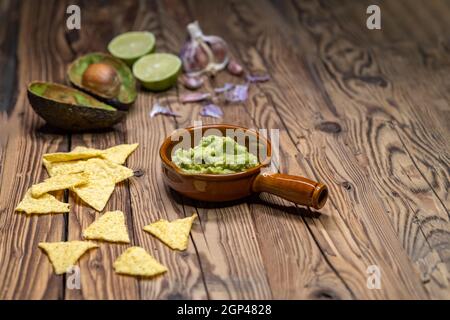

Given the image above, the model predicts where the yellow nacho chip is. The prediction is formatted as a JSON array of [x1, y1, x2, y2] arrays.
[[72, 158, 133, 211], [83, 210, 130, 243], [143, 213, 197, 250], [43, 149, 102, 162], [31, 172, 88, 197], [101, 143, 139, 164], [73, 143, 138, 165], [98, 158, 134, 183], [15, 189, 70, 215], [71, 159, 116, 212], [39, 241, 98, 275], [113, 247, 167, 277], [43, 158, 87, 177]]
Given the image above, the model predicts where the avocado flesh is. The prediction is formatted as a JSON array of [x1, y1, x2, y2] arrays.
[[67, 53, 137, 110], [27, 82, 125, 132], [29, 82, 115, 110]]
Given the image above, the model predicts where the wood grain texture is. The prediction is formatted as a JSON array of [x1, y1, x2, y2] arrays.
[[158, 0, 274, 299], [171, 0, 355, 299], [0, 0, 68, 299], [219, 0, 444, 298], [261, 0, 450, 298], [0, 0, 448, 300]]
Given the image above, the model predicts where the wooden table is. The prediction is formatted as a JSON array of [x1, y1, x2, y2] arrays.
[[0, 0, 449, 300]]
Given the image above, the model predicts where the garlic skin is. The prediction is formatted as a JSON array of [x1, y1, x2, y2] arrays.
[[180, 21, 229, 77]]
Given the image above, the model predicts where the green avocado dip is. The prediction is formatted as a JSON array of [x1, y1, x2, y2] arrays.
[[172, 135, 259, 174]]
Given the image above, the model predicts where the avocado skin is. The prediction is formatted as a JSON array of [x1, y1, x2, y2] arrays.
[[27, 89, 126, 132], [67, 53, 137, 111]]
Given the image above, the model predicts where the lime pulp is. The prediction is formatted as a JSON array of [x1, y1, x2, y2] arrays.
[[132, 53, 181, 91], [108, 31, 155, 65]]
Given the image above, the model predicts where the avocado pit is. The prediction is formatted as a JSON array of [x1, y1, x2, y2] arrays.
[[82, 63, 121, 99]]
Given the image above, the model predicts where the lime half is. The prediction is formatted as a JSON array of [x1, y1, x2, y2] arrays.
[[108, 31, 155, 65], [133, 53, 181, 91]]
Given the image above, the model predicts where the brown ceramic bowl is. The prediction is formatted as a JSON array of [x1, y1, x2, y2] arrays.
[[159, 124, 328, 209]]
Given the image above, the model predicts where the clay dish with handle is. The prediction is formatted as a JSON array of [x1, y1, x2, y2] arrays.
[[159, 124, 328, 210]]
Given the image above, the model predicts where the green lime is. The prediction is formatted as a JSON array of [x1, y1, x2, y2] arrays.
[[133, 53, 181, 91], [108, 31, 155, 66]]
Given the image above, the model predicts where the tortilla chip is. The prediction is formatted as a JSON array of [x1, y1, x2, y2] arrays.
[[43, 159, 86, 177], [143, 213, 197, 250], [98, 158, 134, 183], [31, 172, 88, 197], [43, 158, 131, 181], [39, 241, 98, 274], [113, 247, 167, 277], [71, 159, 115, 212], [73, 144, 138, 165], [83, 210, 130, 243], [43, 149, 102, 162], [72, 158, 132, 211], [101, 144, 139, 164], [15, 189, 70, 215]]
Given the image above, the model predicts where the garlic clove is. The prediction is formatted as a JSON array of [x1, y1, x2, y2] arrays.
[[179, 21, 230, 76], [204, 35, 228, 64], [180, 74, 204, 90], [227, 60, 244, 76]]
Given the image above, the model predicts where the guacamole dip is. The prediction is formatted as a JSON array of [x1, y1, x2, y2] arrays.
[[172, 135, 259, 174]]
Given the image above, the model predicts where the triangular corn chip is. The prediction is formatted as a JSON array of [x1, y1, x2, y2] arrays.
[[143, 213, 197, 250], [31, 172, 88, 197], [15, 189, 70, 215], [43, 149, 102, 162], [71, 160, 115, 212], [72, 158, 133, 211], [43, 158, 86, 177], [43, 157, 131, 181], [113, 247, 167, 277], [83, 210, 130, 243], [73, 144, 138, 165], [39, 241, 98, 274], [101, 144, 139, 164], [97, 158, 134, 183]]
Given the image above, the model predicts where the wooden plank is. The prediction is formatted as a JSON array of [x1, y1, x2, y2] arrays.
[[272, 0, 450, 209], [324, 0, 450, 48], [0, 0, 68, 299], [217, 0, 439, 298], [248, 0, 449, 298], [63, 0, 142, 300], [122, 0, 208, 299], [163, 0, 354, 299], [0, 0, 19, 184], [376, 46, 449, 210], [142, 1, 271, 299], [275, 0, 450, 297], [0, 0, 19, 115]]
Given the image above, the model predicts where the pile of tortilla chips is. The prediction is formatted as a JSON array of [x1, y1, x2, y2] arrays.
[[15, 143, 138, 214], [37, 212, 198, 277], [15, 142, 200, 280]]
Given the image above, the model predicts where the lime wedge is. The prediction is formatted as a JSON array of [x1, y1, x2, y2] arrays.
[[108, 31, 155, 65], [133, 53, 181, 91]]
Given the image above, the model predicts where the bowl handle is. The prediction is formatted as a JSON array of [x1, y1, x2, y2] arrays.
[[252, 173, 328, 209]]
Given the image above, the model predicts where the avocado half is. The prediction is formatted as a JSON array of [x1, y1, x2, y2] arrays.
[[27, 82, 126, 132], [67, 53, 137, 110]]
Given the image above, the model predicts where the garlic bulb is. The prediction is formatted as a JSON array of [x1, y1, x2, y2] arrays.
[[179, 21, 229, 76]]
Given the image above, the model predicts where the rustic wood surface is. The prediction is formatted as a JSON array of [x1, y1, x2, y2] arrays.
[[0, 0, 449, 300]]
